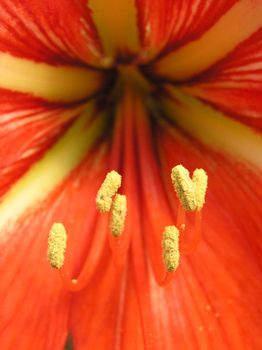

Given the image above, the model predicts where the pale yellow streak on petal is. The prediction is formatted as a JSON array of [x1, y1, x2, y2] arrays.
[[89, 0, 140, 58], [0, 53, 105, 102], [161, 87, 262, 169], [153, 0, 262, 81], [0, 102, 107, 233]]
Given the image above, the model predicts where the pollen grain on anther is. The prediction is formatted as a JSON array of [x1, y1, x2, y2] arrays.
[[110, 193, 127, 237], [96, 170, 122, 212], [171, 164, 197, 211], [47, 222, 67, 269], [162, 225, 180, 273], [171, 164, 208, 212], [192, 168, 208, 210]]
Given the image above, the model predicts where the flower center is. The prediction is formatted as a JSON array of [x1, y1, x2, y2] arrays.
[[44, 47, 209, 293], [115, 64, 152, 92]]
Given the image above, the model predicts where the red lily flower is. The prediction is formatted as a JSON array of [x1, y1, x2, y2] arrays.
[[0, 1, 262, 349]]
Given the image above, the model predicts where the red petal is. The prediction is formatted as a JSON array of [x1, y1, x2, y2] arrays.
[[0, 215, 71, 350], [70, 251, 124, 349], [160, 86, 262, 169], [148, 0, 262, 81], [0, 90, 86, 197], [70, 259, 145, 350], [0, 0, 103, 66], [181, 27, 262, 132], [156, 124, 262, 349], [136, 0, 237, 60], [0, 144, 109, 350]]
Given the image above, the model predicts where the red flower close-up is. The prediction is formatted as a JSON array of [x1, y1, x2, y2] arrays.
[[0, 0, 262, 349]]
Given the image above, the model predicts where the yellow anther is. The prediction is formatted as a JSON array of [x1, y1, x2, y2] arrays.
[[96, 170, 122, 212], [171, 165, 197, 211], [47, 223, 67, 269], [162, 226, 180, 272], [192, 168, 208, 210], [171, 164, 208, 211], [110, 194, 127, 237]]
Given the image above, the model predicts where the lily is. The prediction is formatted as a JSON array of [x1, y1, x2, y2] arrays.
[[0, 0, 262, 349]]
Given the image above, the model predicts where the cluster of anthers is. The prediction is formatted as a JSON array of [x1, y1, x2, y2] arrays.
[[47, 164, 208, 290]]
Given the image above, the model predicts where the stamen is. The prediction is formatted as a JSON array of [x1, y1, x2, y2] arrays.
[[182, 210, 202, 255], [58, 215, 109, 292], [171, 164, 208, 211], [47, 223, 67, 269], [110, 194, 127, 237], [96, 170, 122, 212], [193, 168, 208, 210], [176, 203, 186, 231], [171, 164, 197, 211], [162, 225, 180, 273]]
